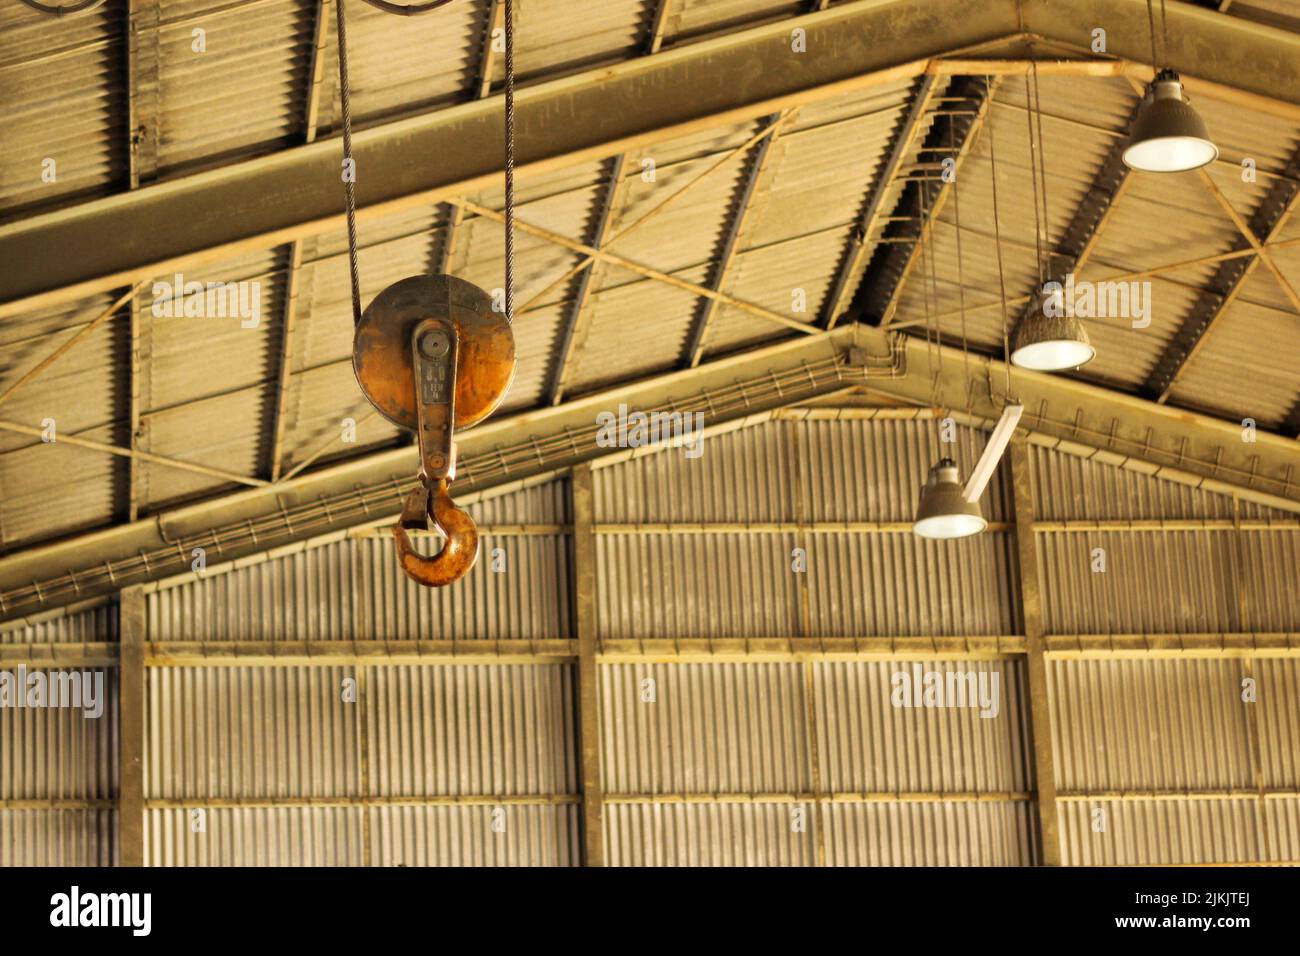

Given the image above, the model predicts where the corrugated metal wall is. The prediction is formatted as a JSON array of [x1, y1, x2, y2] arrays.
[[5, 416, 1298, 866], [598, 658, 1034, 865], [592, 419, 1030, 865], [0, 605, 118, 865], [140, 484, 579, 865], [1031, 445, 1300, 864]]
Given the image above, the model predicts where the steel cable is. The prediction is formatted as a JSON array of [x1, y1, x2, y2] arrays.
[[335, 0, 363, 328]]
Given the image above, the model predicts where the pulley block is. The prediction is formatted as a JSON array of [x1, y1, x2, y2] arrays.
[[352, 274, 516, 587]]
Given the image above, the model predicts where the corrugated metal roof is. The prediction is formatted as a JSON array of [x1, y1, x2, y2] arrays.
[[0, 1, 124, 220]]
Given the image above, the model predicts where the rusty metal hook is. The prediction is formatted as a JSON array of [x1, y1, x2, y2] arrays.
[[392, 478, 478, 587]]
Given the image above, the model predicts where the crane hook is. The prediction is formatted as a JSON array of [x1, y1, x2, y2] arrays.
[[393, 478, 479, 587]]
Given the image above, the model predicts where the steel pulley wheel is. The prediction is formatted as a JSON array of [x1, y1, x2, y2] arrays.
[[352, 274, 516, 434], [356, 0, 458, 15]]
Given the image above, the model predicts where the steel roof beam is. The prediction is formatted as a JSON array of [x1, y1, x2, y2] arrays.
[[548, 154, 628, 404], [822, 74, 939, 330], [0, 325, 866, 619], [476, 0, 506, 99], [6, 322, 1300, 620], [683, 113, 788, 368], [267, 1, 334, 482]]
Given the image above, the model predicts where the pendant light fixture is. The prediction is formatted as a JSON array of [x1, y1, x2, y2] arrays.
[[914, 458, 988, 540], [1124, 1, 1217, 173], [1010, 64, 1097, 372], [1010, 292, 1096, 371], [911, 146, 985, 541], [1122, 70, 1218, 173]]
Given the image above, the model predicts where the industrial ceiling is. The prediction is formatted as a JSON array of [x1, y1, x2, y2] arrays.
[[1, 0, 1299, 619]]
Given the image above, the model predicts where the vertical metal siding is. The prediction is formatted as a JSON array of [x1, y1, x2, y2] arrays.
[[146, 666, 360, 800], [1048, 659, 1253, 793], [146, 807, 363, 866], [824, 801, 1035, 866], [1, 810, 116, 866], [1256, 658, 1300, 789], [1, 668, 118, 802], [600, 662, 810, 794], [370, 805, 579, 866], [814, 660, 1029, 793], [1027, 443, 1287, 521], [0, 667, 117, 866], [594, 422, 796, 523], [0, 603, 117, 645], [596, 531, 803, 638], [804, 533, 1016, 636], [1037, 531, 1238, 634], [148, 481, 571, 641], [1058, 798, 1268, 866], [366, 664, 576, 798], [604, 801, 815, 866], [593, 418, 1015, 638]]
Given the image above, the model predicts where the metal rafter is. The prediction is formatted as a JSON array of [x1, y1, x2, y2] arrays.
[[822, 74, 939, 329], [268, 240, 310, 481], [548, 155, 628, 404], [644, 0, 675, 55], [0, 326, 864, 619], [477, 0, 506, 99], [7, 323, 1300, 621], [849, 75, 999, 326], [684, 112, 788, 368], [1145, 154, 1300, 403], [125, 0, 160, 190], [268, 0, 333, 481], [123, 0, 160, 521], [126, 294, 145, 520], [429, 3, 505, 289], [13, 0, 1300, 319]]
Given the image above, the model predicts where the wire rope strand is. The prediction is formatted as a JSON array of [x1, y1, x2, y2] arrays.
[[335, 0, 363, 328], [504, 0, 516, 324]]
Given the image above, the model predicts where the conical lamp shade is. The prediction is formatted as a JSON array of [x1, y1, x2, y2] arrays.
[[1123, 71, 1218, 173], [914, 458, 987, 540], [1011, 308, 1095, 371]]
